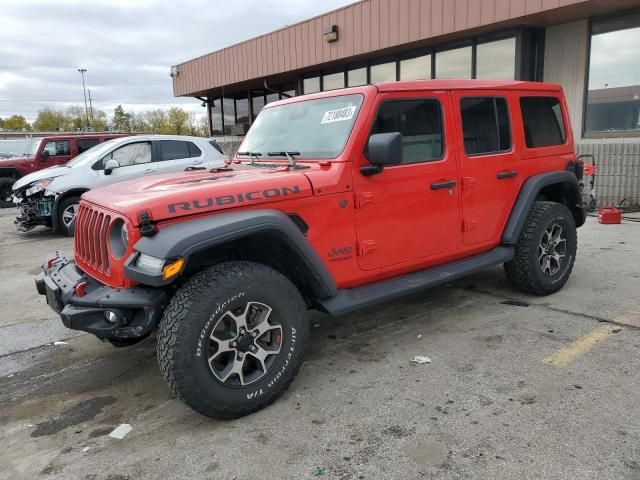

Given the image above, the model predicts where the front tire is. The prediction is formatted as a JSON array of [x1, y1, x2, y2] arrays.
[[504, 201, 577, 295], [58, 196, 80, 236], [0, 177, 15, 208], [157, 261, 309, 419]]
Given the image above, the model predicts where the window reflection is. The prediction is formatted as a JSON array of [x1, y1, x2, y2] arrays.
[[303, 77, 321, 94], [222, 96, 235, 136], [370, 62, 396, 83], [400, 55, 431, 80], [435, 46, 472, 79], [251, 90, 265, 121], [586, 21, 640, 132], [348, 67, 367, 86], [210, 98, 223, 135], [323, 71, 345, 91], [476, 38, 516, 80], [235, 92, 250, 135]]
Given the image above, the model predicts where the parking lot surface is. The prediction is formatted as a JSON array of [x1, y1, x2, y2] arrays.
[[1, 208, 639, 480]]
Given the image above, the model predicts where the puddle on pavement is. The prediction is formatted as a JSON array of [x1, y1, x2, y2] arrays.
[[31, 396, 116, 437]]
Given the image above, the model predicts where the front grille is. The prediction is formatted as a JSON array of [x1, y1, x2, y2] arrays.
[[75, 203, 111, 275]]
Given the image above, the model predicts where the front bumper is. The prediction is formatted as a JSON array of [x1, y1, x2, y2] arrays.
[[14, 192, 54, 231], [35, 254, 167, 341]]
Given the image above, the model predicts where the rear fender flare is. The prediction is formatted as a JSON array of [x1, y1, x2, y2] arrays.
[[128, 209, 337, 298], [502, 171, 585, 245]]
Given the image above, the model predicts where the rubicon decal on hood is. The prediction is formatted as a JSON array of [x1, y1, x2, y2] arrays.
[[168, 185, 302, 214]]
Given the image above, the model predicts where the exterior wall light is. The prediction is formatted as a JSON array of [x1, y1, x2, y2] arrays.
[[323, 25, 338, 42], [170, 65, 180, 78]]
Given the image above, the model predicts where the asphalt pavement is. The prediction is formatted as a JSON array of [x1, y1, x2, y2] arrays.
[[0, 207, 639, 480]]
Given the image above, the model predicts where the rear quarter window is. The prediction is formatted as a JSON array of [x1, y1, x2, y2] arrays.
[[520, 96, 566, 148]]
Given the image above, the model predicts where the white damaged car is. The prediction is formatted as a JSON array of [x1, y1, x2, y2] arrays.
[[12, 135, 227, 236]]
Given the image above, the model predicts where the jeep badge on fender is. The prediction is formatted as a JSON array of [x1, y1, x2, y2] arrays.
[[35, 81, 585, 419]]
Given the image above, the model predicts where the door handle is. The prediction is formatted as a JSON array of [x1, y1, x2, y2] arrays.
[[144, 168, 154, 174], [431, 179, 457, 190], [192, 160, 203, 165], [497, 170, 518, 179]]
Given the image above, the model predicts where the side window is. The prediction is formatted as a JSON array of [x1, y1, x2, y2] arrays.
[[102, 142, 152, 168], [158, 140, 194, 161], [370, 99, 444, 164], [520, 97, 566, 148], [187, 142, 202, 157], [43, 140, 71, 156], [460, 97, 511, 155], [77, 139, 100, 154]]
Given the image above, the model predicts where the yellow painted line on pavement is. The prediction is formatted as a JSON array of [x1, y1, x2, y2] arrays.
[[543, 324, 615, 367]]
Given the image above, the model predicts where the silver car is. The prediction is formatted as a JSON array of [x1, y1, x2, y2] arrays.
[[12, 135, 227, 236]]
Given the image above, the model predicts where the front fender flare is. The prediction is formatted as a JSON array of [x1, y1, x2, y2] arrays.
[[127, 209, 337, 298], [502, 171, 586, 245]]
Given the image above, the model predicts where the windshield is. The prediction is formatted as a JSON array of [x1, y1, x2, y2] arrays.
[[0, 138, 41, 157], [65, 139, 117, 168], [238, 94, 364, 159]]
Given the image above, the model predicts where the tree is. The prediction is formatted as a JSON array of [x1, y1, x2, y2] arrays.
[[33, 108, 68, 131], [165, 107, 189, 135], [66, 105, 86, 131], [112, 105, 132, 132], [144, 109, 167, 133], [3, 114, 31, 131], [92, 110, 109, 132], [131, 112, 150, 132], [0, 117, 4, 129]]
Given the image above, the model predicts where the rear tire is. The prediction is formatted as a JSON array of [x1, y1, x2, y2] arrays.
[[58, 196, 80, 236], [504, 201, 577, 295], [0, 178, 15, 208], [157, 261, 309, 419]]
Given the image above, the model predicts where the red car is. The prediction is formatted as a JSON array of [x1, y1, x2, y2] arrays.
[[36, 80, 585, 419], [0, 134, 127, 207]]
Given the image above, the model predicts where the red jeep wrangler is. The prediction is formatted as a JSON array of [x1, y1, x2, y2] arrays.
[[0, 133, 127, 207], [36, 81, 585, 418]]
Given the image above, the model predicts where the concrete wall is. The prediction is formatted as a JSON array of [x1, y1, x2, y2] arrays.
[[544, 20, 640, 206]]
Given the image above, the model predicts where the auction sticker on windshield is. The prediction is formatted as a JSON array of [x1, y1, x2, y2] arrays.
[[321, 105, 357, 124]]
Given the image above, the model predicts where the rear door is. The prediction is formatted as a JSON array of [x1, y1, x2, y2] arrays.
[[76, 138, 100, 155], [452, 91, 520, 246], [154, 140, 206, 172], [352, 91, 460, 270]]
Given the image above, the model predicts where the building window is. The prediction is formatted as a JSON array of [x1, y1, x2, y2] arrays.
[[476, 37, 516, 80], [235, 92, 250, 135], [520, 97, 566, 148], [586, 15, 640, 134], [210, 99, 223, 135], [266, 92, 280, 104], [460, 97, 511, 155], [222, 96, 235, 135], [251, 90, 265, 120], [281, 82, 296, 98], [435, 46, 472, 79], [348, 67, 367, 86], [323, 71, 345, 91], [400, 55, 431, 80], [303, 77, 321, 94], [370, 62, 397, 83], [370, 99, 443, 163]]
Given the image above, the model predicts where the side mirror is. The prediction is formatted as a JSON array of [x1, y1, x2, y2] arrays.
[[41, 150, 50, 160], [104, 159, 120, 175], [361, 132, 403, 176]]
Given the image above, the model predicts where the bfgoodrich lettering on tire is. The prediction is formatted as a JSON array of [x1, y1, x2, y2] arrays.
[[157, 261, 309, 419], [504, 201, 577, 295]]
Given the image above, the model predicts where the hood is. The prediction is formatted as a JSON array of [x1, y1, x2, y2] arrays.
[[83, 166, 314, 222], [12, 165, 71, 191]]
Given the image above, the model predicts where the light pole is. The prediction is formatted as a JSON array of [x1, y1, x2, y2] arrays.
[[77, 68, 89, 130]]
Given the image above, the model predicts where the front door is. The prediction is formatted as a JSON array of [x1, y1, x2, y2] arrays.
[[452, 92, 521, 246], [41, 138, 72, 166], [353, 92, 460, 271], [96, 141, 156, 186]]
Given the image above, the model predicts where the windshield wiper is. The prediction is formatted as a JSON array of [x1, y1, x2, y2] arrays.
[[237, 151, 262, 165], [267, 151, 300, 168]]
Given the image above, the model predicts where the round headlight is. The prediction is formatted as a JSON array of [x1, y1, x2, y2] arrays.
[[109, 219, 129, 258]]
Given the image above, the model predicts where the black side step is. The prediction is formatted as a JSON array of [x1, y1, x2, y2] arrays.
[[317, 246, 514, 316]]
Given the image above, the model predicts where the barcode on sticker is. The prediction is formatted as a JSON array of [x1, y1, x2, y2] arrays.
[[321, 106, 357, 124]]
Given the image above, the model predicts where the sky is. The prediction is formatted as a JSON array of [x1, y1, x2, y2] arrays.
[[0, 0, 353, 123]]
